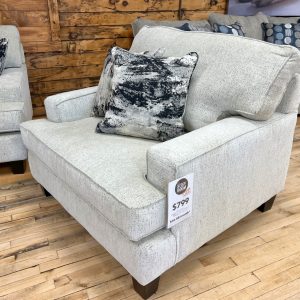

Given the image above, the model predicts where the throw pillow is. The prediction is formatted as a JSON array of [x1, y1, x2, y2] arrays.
[[0, 38, 8, 75], [96, 47, 198, 141], [262, 21, 300, 49], [92, 47, 166, 117], [208, 12, 268, 40], [212, 22, 245, 36]]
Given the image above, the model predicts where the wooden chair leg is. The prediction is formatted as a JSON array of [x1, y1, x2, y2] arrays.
[[132, 277, 160, 299], [41, 186, 52, 197], [258, 195, 276, 212], [9, 160, 25, 174]]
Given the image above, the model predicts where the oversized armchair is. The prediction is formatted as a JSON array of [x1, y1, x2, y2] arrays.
[[0, 25, 32, 173], [20, 27, 300, 299]]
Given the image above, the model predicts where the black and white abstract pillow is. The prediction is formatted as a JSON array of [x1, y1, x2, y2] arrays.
[[262, 20, 300, 49], [96, 47, 198, 142], [0, 38, 8, 75], [92, 47, 166, 117], [212, 22, 245, 36]]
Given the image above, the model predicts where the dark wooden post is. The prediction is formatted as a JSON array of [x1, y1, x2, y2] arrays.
[[258, 195, 276, 212], [132, 277, 160, 299]]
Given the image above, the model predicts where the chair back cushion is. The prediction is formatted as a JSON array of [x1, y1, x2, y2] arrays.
[[0, 26, 23, 68], [130, 26, 300, 131]]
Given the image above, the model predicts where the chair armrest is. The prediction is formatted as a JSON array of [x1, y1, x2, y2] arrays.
[[45, 86, 97, 122], [147, 113, 297, 263], [147, 116, 266, 192]]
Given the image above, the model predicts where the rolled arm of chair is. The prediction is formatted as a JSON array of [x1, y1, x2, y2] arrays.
[[147, 113, 297, 262], [147, 116, 269, 192], [45, 86, 98, 122], [147, 113, 297, 195]]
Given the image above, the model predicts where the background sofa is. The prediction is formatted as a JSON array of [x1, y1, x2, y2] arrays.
[[0, 25, 32, 173], [20, 27, 300, 299]]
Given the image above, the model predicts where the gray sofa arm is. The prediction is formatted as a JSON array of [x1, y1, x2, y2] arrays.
[[147, 116, 273, 192], [147, 113, 297, 262], [45, 86, 97, 122]]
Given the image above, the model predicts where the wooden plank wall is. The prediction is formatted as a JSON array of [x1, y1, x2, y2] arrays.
[[0, 0, 226, 116]]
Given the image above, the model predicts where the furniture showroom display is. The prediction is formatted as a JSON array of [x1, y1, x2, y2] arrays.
[[0, 25, 32, 174], [20, 27, 300, 299]]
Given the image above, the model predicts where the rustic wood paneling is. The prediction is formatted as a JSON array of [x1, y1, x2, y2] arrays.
[[0, 0, 226, 116], [47, 0, 61, 41]]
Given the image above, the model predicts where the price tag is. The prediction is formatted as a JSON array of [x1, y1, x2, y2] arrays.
[[167, 173, 193, 228]]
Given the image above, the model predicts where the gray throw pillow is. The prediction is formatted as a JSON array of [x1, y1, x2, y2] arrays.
[[96, 47, 198, 141], [92, 48, 165, 117], [0, 38, 8, 75], [132, 18, 212, 36], [262, 20, 300, 49], [208, 12, 268, 40], [212, 22, 245, 36]]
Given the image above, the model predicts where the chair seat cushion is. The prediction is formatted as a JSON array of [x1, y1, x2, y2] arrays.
[[0, 67, 25, 102], [20, 117, 167, 241], [0, 102, 25, 132]]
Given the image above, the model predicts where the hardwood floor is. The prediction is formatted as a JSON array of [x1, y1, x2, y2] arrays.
[[0, 118, 299, 299]]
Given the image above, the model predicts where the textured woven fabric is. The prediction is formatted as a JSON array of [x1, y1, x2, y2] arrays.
[[97, 47, 198, 141], [0, 38, 8, 75], [0, 67, 29, 103], [24, 112, 297, 285], [277, 74, 300, 114], [147, 113, 297, 261], [0, 27, 31, 163], [21, 118, 166, 241], [45, 86, 97, 123], [0, 132, 27, 163], [208, 12, 268, 39], [0, 25, 23, 68], [131, 26, 300, 131], [0, 102, 25, 132], [268, 16, 300, 24], [132, 18, 212, 36], [28, 152, 176, 286]]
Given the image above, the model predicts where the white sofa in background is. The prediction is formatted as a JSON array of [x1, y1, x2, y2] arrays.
[[0, 25, 32, 174], [20, 28, 300, 299]]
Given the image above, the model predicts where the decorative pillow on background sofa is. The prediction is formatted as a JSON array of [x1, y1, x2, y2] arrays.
[[92, 48, 165, 117], [96, 47, 198, 141], [177, 23, 212, 32], [262, 21, 300, 49], [212, 22, 245, 36], [0, 38, 8, 75], [208, 12, 268, 39], [130, 26, 300, 131], [132, 18, 212, 36]]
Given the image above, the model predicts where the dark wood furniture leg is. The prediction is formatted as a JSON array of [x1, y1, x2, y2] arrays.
[[42, 186, 52, 197], [132, 277, 160, 299], [9, 160, 25, 174], [258, 195, 276, 212]]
